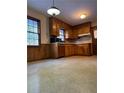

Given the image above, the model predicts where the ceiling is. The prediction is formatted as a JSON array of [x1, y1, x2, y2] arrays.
[[27, 0, 97, 26]]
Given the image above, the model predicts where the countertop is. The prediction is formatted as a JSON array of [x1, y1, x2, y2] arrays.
[[50, 42, 92, 45]]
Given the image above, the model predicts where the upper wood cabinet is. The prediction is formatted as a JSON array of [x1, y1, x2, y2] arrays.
[[64, 23, 78, 39], [49, 18, 59, 36], [65, 26, 73, 39], [49, 17, 91, 38], [74, 22, 91, 36], [56, 19, 63, 32], [71, 28, 78, 39], [49, 17, 73, 37], [65, 22, 91, 39], [49, 17, 65, 36]]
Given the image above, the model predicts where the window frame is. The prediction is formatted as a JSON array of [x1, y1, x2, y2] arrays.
[[27, 16, 41, 47], [57, 29, 65, 42], [94, 30, 97, 39]]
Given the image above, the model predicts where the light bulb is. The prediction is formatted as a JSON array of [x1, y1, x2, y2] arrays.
[[80, 14, 86, 19]]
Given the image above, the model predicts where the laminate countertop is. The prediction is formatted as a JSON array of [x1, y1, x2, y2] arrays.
[[50, 42, 92, 45]]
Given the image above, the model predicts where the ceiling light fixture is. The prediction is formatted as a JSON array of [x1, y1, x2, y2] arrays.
[[47, 0, 60, 16], [80, 14, 87, 19]]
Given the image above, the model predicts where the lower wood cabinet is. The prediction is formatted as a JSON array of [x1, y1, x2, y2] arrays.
[[27, 43, 92, 62], [64, 44, 91, 56], [75, 44, 91, 56], [50, 43, 92, 58], [58, 45, 65, 57], [50, 43, 65, 58], [64, 44, 75, 56]]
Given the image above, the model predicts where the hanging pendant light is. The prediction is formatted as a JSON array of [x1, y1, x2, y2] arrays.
[[47, 0, 61, 16]]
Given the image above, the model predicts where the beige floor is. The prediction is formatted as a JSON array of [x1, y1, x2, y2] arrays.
[[27, 56, 97, 93]]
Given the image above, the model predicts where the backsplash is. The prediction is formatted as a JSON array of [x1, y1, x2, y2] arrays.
[[66, 35, 92, 44]]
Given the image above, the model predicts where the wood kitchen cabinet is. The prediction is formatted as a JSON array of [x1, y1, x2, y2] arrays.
[[49, 17, 91, 38], [65, 22, 91, 39], [50, 43, 92, 58], [56, 19, 63, 32], [64, 44, 91, 56], [79, 22, 91, 34], [72, 29, 78, 39], [49, 17, 74, 38], [58, 44, 65, 57], [74, 22, 91, 36], [49, 18, 59, 36], [49, 17, 68, 36], [75, 44, 91, 56], [63, 23, 72, 39], [65, 28, 73, 39], [50, 43, 76, 58], [50, 43, 65, 58], [64, 44, 75, 56], [65, 26, 78, 39]]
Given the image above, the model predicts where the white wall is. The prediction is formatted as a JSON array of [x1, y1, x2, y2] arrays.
[[27, 7, 50, 44]]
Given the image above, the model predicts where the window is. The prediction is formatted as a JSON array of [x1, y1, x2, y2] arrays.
[[94, 30, 97, 39], [27, 16, 40, 46], [57, 29, 64, 42]]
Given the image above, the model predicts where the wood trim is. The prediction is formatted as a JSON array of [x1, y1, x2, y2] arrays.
[[27, 44, 50, 62]]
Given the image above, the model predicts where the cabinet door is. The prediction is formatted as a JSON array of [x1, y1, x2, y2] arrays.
[[72, 29, 78, 39], [58, 45, 65, 57], [65, 29, 77, 39], [70, 45, 74, 55], [56, 20, 61, 35], [63, 23, 68, 30], [50, 43, 58, 58], [76, 45, 85, 55], [67, 30, 72, 38], [76, 44, 91, 56], [64, 45, 75, 56], [68, 45, 72, 56], [65, 27, 78, 39], [50, 18, 59, 36], [83, 45, 90, 55], [65, 45, 70, 56], [78, 23, 91, 35]]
